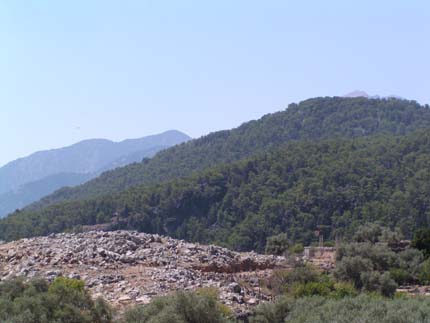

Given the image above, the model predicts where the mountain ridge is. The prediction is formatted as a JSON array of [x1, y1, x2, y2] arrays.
[[0, 130, 191, 217], [27, 96, 430, 212]]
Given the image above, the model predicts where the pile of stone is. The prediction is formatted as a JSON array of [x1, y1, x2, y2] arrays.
[[0, 230, 286, 316]]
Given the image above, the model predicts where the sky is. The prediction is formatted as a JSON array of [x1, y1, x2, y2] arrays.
[[0, 0, 429, 167]]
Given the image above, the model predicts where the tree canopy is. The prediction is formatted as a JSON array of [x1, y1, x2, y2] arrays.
[[2, 129, 430, 252], [28, 97, 430, 212]]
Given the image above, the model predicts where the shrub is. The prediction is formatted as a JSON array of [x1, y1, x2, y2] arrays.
[[285, 264, 319, 285], [290, 280, 358, 299], [0, 277, 113, 323], [195, 287, 232, 317], [336, 242, 398, 271], [265, 233, 289, 255], [288, 243, 304, 255], [250, 296, 293, 323], [292, 281, 332, 298], [331, 282, 358, 299], [397, 248, 424, 281], [282, 295, 430, 323], [265, 270, 289, 295], [49, 276, 85, 293], [412, 228, 430, 258], [389, 268, 411, 285], [265, 265, 320, 296], [333, 256, 373, 289], [361, 272, 397, 297], [418, 259, 430, 284], [123, 291, 232, 323], [353, 223, 401, 245], [353, 223, 384, 244]]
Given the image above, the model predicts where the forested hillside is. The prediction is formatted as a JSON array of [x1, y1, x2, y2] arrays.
[[28, 97, 430, 211], [2, 130, 429, 251]]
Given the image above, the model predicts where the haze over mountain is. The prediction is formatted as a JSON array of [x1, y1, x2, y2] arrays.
[[0, 130, 190, 217]]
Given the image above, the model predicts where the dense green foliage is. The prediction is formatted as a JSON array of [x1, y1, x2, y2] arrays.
[[265, 233, 290, 255], [123, 290, 233, 323], [2, 128, 430, 251], [265, 264, 358, 299], [29, 97, 430, 211], [333, 224, 430, 295], [255, 226, 430, 321], [412, 228, 430, 258], [251, 294, 430, 323], [263, 224, 430, 298], [0, 277, 112, 323], [122, 286, 430, 323]]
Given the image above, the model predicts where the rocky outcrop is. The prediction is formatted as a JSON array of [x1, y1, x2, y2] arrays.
[[0, 230, 286, 315]]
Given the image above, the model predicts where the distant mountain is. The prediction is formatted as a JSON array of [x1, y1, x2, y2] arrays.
[[0, 130, 190, 217], [27, 97, 430, 213], [343, 90, 369, 98], [0, 173, 92, 217]]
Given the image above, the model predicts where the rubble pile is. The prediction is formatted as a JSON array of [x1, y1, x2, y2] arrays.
[[0, 230, 286, 315]]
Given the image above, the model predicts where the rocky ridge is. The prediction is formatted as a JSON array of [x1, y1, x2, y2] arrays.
[[0, 230, 286, 315]]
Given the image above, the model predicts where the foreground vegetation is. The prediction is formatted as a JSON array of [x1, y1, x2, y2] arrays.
[[0, 277, 112, 323], [3, 225, 430, 322], [252, 295, 430, 323], [3, 267, 430, 323]]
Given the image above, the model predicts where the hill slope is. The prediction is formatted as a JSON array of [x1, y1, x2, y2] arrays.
[[29, 97, 430, 211], [2, 129, 430, 251]]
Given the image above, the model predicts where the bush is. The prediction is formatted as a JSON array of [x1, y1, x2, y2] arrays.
[[336, 242, 398, 271], [353, 223, 384, 244], [265, 270, 289, 295], [389, 268, 411, 285], [412, 228, 430, 258], [418, 259, 430, 285], [334, 256, 373, 289], [361, 272, 397, 297], [123, 291, 232, 323], [397, 248, 424, 282], [195, 288, 232, 317], [292, 281, 332, 298], [250, 296, 293, 323], [291, 280, 358, 299], [265, 233, 289, 255], [353, 224, 401, 245], [0, 277, 113, 323], [288, 243, 304, 254], [285, 265, 319, 285], [282, 295, 430, 323], [265, 265, 320, 296], [332, 239, 430, 296], [49, 276, 85, 293], [331, 282, 358, 299]]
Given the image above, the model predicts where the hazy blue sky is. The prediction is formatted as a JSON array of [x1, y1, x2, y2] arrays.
[[1, 1, 429, 167]]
